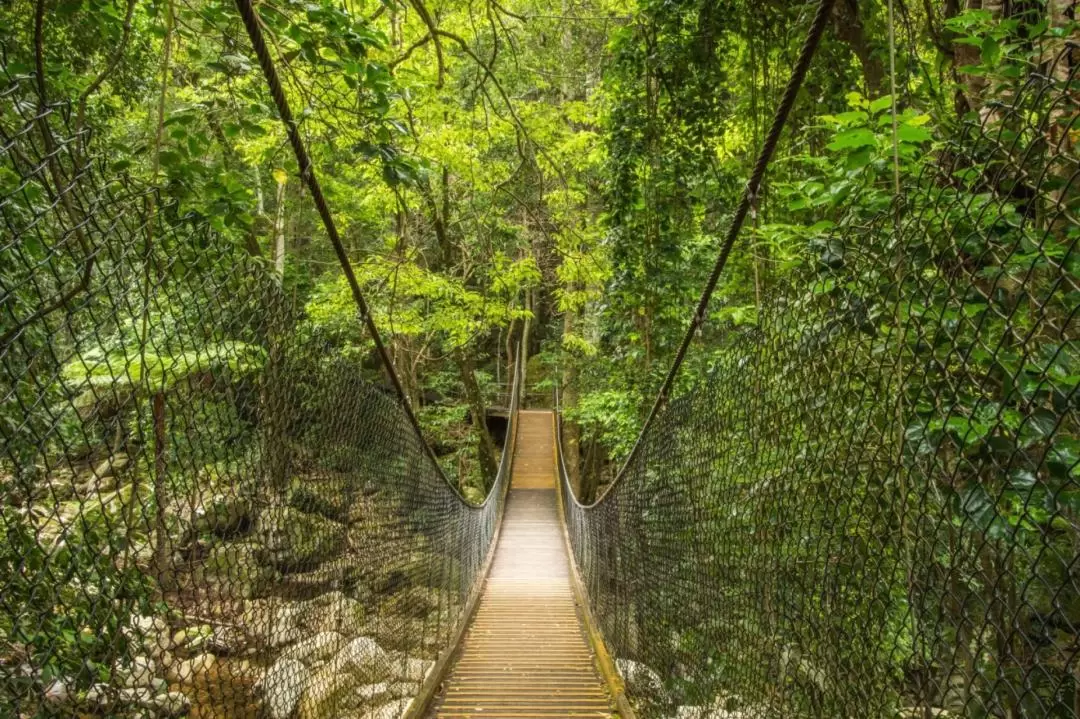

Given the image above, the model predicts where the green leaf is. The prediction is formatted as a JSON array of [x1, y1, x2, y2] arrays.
[[827, 128, 876, 151], [869, 96, 894, 115], [957, 482, 997, 531], [1020, 409, 1058, 447], [158, 150, 182, 168], [980, 36, 1001, 66], [1009, 469, 1038, 491], [844, 91, 868, 109], [831, 110, 869, 126], [845, 147, 873, 171], [1048, 437, 1080, 480], [896, 124, 932, 144]]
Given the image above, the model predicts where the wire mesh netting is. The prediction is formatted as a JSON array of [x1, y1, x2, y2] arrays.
[[560, 40, 1080, 719], [0, 64, 519, 717]]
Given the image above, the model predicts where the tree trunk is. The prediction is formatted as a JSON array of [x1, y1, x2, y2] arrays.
[[273, 176, 286, 280], [260, 290, 291, 503], [152, 391, 172, 588], [833, 0, 885, 96], [457, 350, 499, 488], [951, 0, 1008, 117], [396, 335, 421, 408], [505, 317, 517, 400], [561, 311, 583, 498], [582, 435, 601, 504]]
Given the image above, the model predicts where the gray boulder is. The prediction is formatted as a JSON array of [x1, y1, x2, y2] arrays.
[[280, 631, 345, 666], [122, 655, 157, 687], [395, 657, 433, 683], [616, 658, 665, 699], [328, 636, 390, 681], [259, 658, 310, 719], [296, 669, 353, 719], [258, 508, 345, 573], [168, 652, 216, 684]]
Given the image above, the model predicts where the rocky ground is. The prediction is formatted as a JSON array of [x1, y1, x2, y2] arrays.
[[26, 462, 456, 719], [617, 658, 766, 719]]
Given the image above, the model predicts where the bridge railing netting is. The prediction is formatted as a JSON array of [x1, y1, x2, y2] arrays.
[[0, 68, 517, 718], [561, 42, 1080, 719]]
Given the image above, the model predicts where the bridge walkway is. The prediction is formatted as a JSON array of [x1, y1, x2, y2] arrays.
[[432, 410, 613, 718]]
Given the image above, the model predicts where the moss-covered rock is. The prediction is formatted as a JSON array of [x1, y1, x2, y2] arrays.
[[247, 591, 368, 650], [289, 481, 351, 523], [380, 586, 441, 620], [296, 669, 353, 719], [196, 540, 272, 597], [194, 495, 253, 539], [257, 508, 345, 573], [462, 486, 486, 504]]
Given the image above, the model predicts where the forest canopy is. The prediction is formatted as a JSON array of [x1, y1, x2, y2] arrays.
[[1, 0, 1078, 717]]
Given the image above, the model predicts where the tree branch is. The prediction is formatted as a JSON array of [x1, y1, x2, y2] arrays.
[[434, 28, 569, 187], [407, 0, 445, 88], [76, 0, 137, 140], [389, 33, 433, 69]]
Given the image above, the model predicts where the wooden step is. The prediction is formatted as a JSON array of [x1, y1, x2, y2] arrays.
[[432, 411, 612, 717]]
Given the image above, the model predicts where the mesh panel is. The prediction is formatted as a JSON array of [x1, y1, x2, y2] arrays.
[[561, 43, 1080, 719], [0, 69, 517, 718]]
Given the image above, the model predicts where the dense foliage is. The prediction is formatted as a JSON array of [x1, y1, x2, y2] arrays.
[[1, 0, 1077, 716]]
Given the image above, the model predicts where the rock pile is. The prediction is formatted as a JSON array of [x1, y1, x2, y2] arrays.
[[255, 629, 433, 719]]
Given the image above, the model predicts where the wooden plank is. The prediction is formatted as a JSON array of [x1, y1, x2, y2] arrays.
[[432, 411, 614, 717]]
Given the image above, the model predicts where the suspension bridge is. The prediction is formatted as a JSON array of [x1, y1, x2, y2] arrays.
[[2, 0, 1079, 716]]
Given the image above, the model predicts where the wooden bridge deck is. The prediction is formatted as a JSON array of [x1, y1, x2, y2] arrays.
[[432, 410, 612, 718]]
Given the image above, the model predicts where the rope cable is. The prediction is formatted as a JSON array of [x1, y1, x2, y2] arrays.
[[887, 0, 900, 196], [579, 0, 837, 506], [233, 0, 467, 496]]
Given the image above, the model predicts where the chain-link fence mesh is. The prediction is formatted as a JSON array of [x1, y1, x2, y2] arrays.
[[0, 62, 519, 718], [560, 40, 1080, 719]]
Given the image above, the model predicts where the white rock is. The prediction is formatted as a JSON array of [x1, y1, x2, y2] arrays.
[[169, 652, 216, 684], [117, 686, 190, 715], [396, 657, 433, 682], [324, 593, 366, 635], [355, 682, 391, 703], [146, 631, 173, 658], [84, 683, 113, 708], [116, 687, 156, 705], [677, 707, 708, 719], [42, 678, 71, 706], [123, 655, 157, 687], [260, 658, 310, 719], [93, 453, 129, 480], [268, 605, 306, 648], [131, 614, 169, 636], [206, 624, 248, 655], [158, 650, 176, 678], [328, 636, 390, 681], [616, 658, 665, 698], [131, 615, 172, 657], [296, 670, 352, 719], [270, 623, 305, 648], [144, 691, 192, 717], [172, 624, 213, 650], [280, 631, 345, 666]]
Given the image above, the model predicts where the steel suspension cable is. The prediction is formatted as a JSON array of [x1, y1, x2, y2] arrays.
[[593, 0, 837, 502], [233, 0, 459, 489]]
